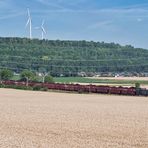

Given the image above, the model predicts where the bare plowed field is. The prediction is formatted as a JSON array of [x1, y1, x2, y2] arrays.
[[0, 88, 148, 148]]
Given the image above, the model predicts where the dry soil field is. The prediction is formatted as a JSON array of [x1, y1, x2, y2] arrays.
[[0, 88, 148, 148]]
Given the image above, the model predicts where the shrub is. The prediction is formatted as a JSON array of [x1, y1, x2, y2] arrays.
[[135, 82, 140, 89], [0, 84, 5, 88], [33, 85, 42, 91], [41, 87, 48, 91], [44, 75, 54, 83]]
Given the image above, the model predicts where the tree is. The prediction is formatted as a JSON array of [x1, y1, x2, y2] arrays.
[[0, 69, 13, 82], [38, 67, 48, 83], [20, 70, 35, 86], [44, 75, 54, 83]]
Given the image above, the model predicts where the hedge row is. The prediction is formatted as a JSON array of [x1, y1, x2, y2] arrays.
[[0, 84, 48, 92]]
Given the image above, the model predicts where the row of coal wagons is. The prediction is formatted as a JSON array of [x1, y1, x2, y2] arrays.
[[1, 81, 143, 96], [41, 83, 136, 95]]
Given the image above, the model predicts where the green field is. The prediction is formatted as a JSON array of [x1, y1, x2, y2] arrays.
[[54, 77, 148, 85], [11, 75, 148, 86]]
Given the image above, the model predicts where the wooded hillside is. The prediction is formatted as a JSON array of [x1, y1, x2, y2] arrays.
[[0, 37, 148, 76]]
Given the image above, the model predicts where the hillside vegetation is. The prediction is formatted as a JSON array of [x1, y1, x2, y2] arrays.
[[0, 37, 148, 76]]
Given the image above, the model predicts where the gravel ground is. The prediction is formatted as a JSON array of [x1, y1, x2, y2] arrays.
[[0, 88, 148, 148]]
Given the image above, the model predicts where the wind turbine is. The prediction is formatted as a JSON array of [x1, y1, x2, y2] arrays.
[[35, 20, 46, 40], [26, 8, 32, 39], [41, 20, 46, 40]]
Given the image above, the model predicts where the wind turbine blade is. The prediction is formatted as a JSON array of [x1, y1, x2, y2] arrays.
[[27, 8, 31, 17], [42, 20, 45, 26], [25, 19, 30, 28], [42, 27, 46, 34]]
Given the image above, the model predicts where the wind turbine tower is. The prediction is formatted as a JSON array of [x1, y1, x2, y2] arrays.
[[26, 8, 32, 39]]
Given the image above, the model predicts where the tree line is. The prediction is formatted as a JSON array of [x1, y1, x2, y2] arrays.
[[0, 69, 54, 85]]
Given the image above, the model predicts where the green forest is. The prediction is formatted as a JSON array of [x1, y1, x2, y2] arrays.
[[0, 37, 148, 76]]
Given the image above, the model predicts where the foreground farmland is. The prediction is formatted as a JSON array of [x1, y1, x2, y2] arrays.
[[0, 89, 148, 148]]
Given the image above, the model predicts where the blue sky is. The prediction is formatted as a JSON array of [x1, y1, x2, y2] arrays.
[[0, 0, 148, 48]]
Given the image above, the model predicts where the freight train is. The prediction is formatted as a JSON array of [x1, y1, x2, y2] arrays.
[[1, 80, 148, 96]]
